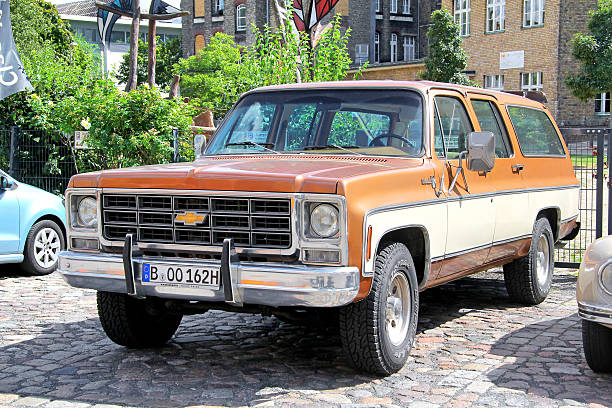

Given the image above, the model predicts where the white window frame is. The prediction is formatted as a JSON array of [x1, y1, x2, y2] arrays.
[[521, 72, 543, 91], [355, 44, 369, 65], [403, 36, 415, 61], [374, 32, 380, 63], [236, 4, 246, 31], [486, 0, 505, 33], [402, 0, 410, 14], [454, 0, 470, 37], [376, 0, 381, 13], [390, 33, 398, 62], [523, 0, 545, 27], [484, 74, 504, 91], [390, 0, 398, 14], [595, 92, 611, 115]]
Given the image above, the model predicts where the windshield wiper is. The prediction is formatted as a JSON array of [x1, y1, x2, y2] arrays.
[[225, 141, 280, 154], [303, 144, 363, 156]]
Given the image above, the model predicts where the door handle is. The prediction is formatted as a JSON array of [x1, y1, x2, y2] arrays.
[[512, 164, 524, 173]]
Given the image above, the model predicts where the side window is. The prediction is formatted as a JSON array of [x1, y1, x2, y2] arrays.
[[434, 96, 474, 158], [471, 100, 511, 158], [328, 111, 391, 147], [285, 105, 320, 150], [507, 106, 565, 156]]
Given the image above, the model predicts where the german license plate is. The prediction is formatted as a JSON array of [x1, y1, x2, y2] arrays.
[[141, 263, 221, 290]]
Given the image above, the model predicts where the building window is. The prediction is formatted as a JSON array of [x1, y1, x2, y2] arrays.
[[212, 0, 223, 15], [402, 0, 410, 14], [521, 72, 543, 91], [486, 0, 505, 32], [355, 44, 369, 65], [484, 75, 504, 91], [390, 33, 398, 62], [374, 32, 380, 63], [596, 92, 611, 115], [236, 4, 246, 31], [194, 0, 205, 17], [523, 0, 545, 27], [390, 0, 398, 14], [454, 0, 470, 36], [403, 36, 415, 61], [376, 0, 381, 13]]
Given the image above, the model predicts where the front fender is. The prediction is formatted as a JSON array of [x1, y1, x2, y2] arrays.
[[18, 189, 66, 252]]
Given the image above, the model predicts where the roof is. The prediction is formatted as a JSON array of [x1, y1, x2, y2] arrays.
[[55, 0, 98, 17], [247, 80, 546, 109]]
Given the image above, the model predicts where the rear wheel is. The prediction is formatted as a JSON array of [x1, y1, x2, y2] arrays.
[[582, 320, 612, 373], [21, 220, 64, 276], [97, 291, 182, 348], [503, 217, 554, 305], [339, 242, 419, 375]]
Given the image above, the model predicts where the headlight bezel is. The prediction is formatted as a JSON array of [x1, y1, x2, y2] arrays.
[[299, 196, 347, 266], [77, 196, 98, 227], [69, 193, 99, 231], [599, 261, 612, 296], [309, 203, 340, 238]]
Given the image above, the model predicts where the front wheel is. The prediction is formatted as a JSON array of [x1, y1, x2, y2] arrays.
[[97, 291, 183, 348], [339, 242, 419, 375], [582, 320, 612, 373], [503, 217, 554, 305], [21, 219, 65, 276]]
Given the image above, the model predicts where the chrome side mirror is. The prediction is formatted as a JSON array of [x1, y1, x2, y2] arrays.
[[467, 131, 495, 172], [193, 134, 207, 159]]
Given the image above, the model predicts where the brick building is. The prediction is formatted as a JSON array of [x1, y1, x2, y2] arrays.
[[180, 0, 422, 67], [441, 0, 610, 128]]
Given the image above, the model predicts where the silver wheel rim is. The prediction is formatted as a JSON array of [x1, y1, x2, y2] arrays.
[[385, 272, 411, 346], [536, 234, 551, 288], [33, 228, 60, 269]]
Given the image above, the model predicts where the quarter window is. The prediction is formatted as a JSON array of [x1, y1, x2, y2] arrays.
[[471, 100, 511, 158], [521, 72, 543, 91], [595, 92, 611, 115], [390, 33, 398, 63], [507, 106, 564, 157], [486, 0, 505, 33], [454, 0, 470, 37], [523, 0, 545, 27], [403, 36, 415, 61], [484, 75, 504, 91], [236, 4, 247, 31], [434, 96, 474, 158]]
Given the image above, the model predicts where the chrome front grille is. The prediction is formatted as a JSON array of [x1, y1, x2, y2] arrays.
[[101, 194, 292, 249]]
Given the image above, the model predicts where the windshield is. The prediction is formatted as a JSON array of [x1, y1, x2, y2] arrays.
[[205, 89, 424, 157]]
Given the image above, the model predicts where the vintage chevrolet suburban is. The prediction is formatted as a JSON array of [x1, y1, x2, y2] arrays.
[[58, 81, 580, 375]]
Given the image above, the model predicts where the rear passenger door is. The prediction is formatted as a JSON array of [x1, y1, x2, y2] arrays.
[[467, 94, 530, 263]]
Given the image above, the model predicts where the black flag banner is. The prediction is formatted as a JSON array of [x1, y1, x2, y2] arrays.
[[0, 0, 33, 101]]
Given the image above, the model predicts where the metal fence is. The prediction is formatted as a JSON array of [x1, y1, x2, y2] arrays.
[[556, 128, 611, 268]]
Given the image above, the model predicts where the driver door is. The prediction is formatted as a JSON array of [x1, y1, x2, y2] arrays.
[[0, 174, 20, 254]]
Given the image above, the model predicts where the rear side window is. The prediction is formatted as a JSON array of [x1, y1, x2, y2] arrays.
[[507, 106, 565, 157]]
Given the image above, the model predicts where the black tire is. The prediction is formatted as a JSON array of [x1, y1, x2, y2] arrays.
[[97, 291, 182, 348], [339, 242, 419, 375], [21, 219, 65, 276], [503, 217, 554, 305], [582, 320, 612, 373]]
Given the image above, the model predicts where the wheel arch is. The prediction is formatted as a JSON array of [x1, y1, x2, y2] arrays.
[[20, 214, 67, 253], [536, 207, 561, 242], [375, 225, 430, 290]]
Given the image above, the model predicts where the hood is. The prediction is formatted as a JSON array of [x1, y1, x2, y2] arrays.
[[69, 155, 425, 194]]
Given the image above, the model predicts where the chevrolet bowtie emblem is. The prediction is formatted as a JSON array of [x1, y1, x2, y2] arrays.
[[175, 212, 206, 225]]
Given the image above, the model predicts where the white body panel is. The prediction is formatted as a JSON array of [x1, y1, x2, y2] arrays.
[[445, 197, 495, 256]]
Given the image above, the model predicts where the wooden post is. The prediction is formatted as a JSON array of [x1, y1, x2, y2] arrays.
[[125, 0, 141, 92], [147, 1, 157, 88]]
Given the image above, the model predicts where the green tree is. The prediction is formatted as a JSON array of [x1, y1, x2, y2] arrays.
[[566, 0, 612, 101], [420, 8, 473, 85], [116, 38, 183, 89]]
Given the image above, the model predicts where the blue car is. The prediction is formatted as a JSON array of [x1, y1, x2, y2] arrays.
[[0, 170, 66, 275]]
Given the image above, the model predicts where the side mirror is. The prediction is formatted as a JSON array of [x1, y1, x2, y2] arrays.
[[0, 175, 12, 190], [193, 134, 207, 159], [467, 131, 495, 172]]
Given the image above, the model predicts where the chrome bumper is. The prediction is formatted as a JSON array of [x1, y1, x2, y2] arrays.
[[578, 301, 612, 325], [57, 250, 360, 308]]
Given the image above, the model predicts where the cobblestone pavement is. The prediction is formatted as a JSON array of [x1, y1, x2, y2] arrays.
[[0, 267, 610, 408]]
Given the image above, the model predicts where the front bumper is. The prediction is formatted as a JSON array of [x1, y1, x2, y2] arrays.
[[578, 301, 612, 326], [58, 250, 360, 308]]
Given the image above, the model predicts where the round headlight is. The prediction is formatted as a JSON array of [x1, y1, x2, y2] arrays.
[[600, 263, 612, 295], [77, 197, 97, 227], [310, 204, 339, 237]]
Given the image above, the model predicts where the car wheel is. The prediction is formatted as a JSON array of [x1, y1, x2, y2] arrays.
[[339, 242, 419, 375], [503, 217, 554, 305], [582, 320, 612, 373], [97, 291, 183, 348], [21, 219, 65, 276]]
